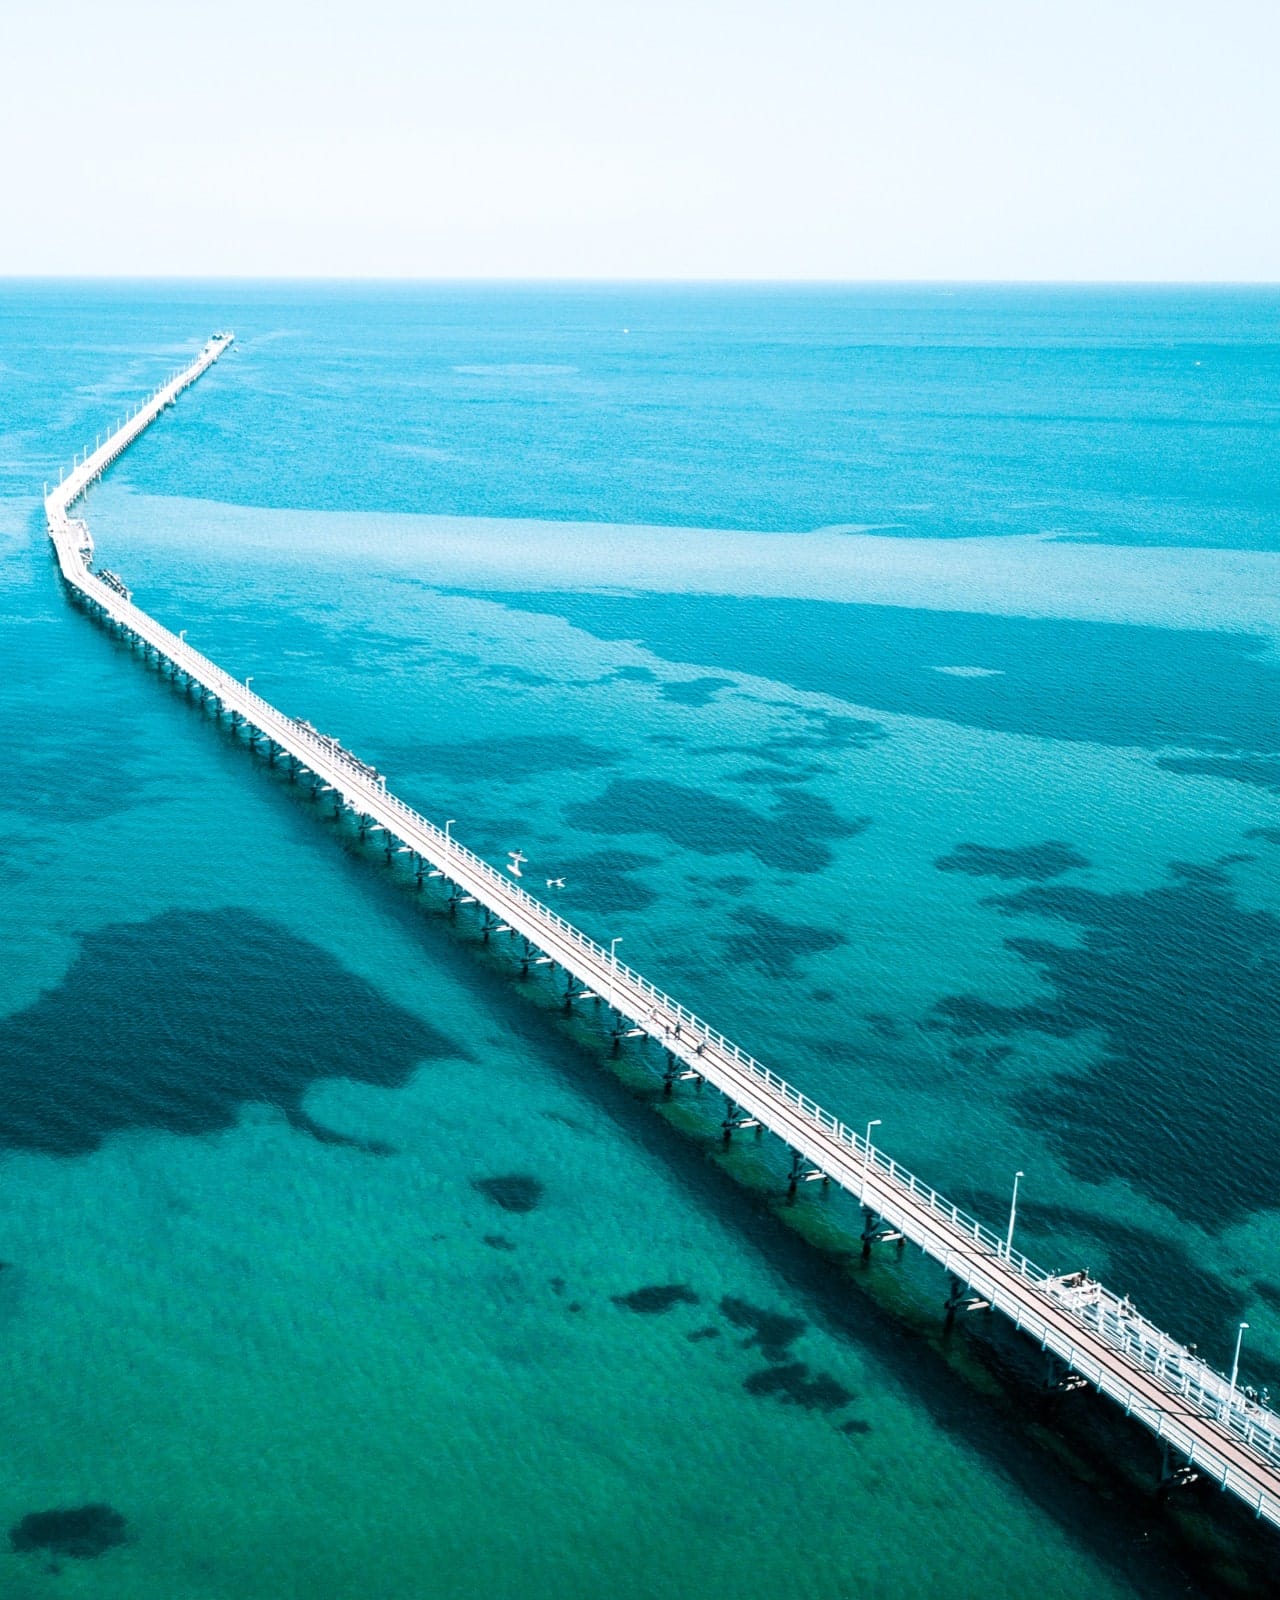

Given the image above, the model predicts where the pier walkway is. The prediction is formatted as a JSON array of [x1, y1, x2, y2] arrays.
[[44, 335, 1280, 1532]]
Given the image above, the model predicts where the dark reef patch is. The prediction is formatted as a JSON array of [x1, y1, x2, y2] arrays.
[[840, 1417, 872, 1436], [720, 1296, 806, 1361], [687, 1325, 721, 1342], [483, 1234, 516, 1251], [725, 907, 845, 979], [743, 1361, 853, 1412], [473, 1174, 544, 1214], [0, 909, 453, 1157], [10, 1505, 127, 1560], [730, 766, 824, 787], [934, 840, 1090, 882], [10, 722, 147, 826], [790, 712, 886, 752], [553, 850, 660, 914], [475, 590, 1280, 752], [659, 676, 736, 707], [1158, 754, 1280, 792], [863, 1011, 902, 1041], [612, 1284, 700, 1314], [928, 857, 1280, 1225], [925, 993, 1075, 1041], [1245, 827, 1280, 845], [565, 780, 868, 874]]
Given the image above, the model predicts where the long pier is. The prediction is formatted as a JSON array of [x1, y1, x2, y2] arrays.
[[45, 334, 1280, 1532]]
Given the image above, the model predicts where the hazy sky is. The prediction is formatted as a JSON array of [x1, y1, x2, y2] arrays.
[[4, 0, 1277, 279]]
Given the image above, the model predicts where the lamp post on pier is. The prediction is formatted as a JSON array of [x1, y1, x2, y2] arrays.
[[1005, 1170, 1025, 1262], [1229, 1321, 1249, 1409], [609, 937, 623, 1012], [863, 1118, 881, 1192]]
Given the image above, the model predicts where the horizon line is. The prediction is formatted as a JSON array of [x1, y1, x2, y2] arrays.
[[2, 273, 1279, 289]]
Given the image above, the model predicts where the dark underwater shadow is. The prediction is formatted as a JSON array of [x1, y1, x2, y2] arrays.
[[0, 908, 458, 1156], [935, 840, 1090, 881], [724, 906, 846, 978], [928, 856, 1280, 1228], [473, 589, 1280, 752], [1158, 754, 1280, 792], [564, 778, 869, 874]]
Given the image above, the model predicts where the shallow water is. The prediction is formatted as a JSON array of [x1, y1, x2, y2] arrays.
[[2, 282, 1279, 1596]]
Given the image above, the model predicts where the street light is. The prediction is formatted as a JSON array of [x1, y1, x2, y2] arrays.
[[444, 819, 456, 860], [863, 1119, 881, 1190], [1005, 1171, 1025, 1262], [178, 629, 186, 643], [1229, 1321, 1250, 1407], [609, 937, 623, 1012], [245, 676, 253, 693]]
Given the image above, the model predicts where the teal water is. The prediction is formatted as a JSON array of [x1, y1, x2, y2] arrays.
[[3, 283, 1280, 1596]]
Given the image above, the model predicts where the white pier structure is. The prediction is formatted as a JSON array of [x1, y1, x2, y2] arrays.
[[45, 335, 1280, 1533]]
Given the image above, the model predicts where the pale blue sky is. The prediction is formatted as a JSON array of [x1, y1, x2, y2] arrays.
[[3, 0, 1277, 279]]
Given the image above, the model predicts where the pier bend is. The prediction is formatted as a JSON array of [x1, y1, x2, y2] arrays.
[[44, 334, 1280, 1534]]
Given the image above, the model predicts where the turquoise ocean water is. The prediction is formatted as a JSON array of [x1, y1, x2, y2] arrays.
[[2, 283, 1279, 1596]]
